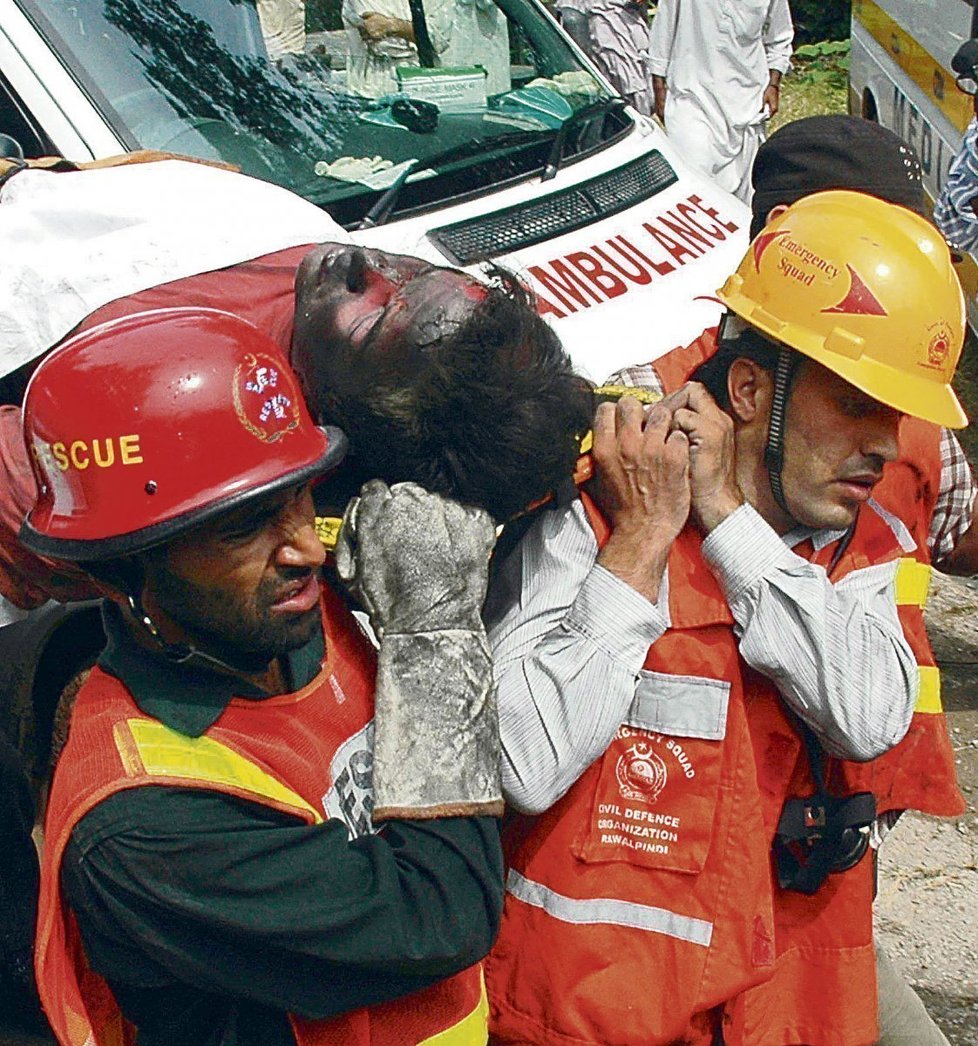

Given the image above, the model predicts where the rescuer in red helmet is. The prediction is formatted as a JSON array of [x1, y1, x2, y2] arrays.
[[23, 307, 505, 1046]]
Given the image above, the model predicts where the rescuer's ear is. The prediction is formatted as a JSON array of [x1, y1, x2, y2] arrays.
[[726, 357, 772, 426], [766, 203, 789, 226]]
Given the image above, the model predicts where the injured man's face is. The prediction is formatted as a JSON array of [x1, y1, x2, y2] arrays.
[[291, 243, 487, 410], [289, 241, 594, 523]]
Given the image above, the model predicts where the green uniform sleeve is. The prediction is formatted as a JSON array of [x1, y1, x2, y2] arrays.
[[62, 787, 503, 1026]]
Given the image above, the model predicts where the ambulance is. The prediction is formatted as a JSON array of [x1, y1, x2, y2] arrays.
[[850, 0, 978, 324], [0, 0, 748, 386], [0, 0, 750, 798]]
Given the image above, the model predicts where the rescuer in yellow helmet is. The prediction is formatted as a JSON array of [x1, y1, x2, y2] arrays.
[[484, 190, 967, 1046]]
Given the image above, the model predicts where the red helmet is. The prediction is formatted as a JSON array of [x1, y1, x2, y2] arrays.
[[20, 307, 347, 562]]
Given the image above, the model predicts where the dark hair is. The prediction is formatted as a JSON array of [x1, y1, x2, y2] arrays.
[[692, 325, 784, 408], [317, 271, 593, 521], [749, 211, 774, 241]]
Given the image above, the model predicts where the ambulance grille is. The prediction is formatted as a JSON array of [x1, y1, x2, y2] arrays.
[[427, 150, 677, 265]]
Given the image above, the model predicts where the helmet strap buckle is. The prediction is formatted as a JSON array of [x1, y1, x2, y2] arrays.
[[125, 593, 265, 681]]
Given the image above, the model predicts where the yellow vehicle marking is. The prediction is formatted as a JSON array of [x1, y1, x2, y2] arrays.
[[853, 0, 973, 134]]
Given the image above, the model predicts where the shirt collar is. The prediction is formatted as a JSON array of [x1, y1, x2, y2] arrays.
[[781, 524, 849, 551], [98, 600, 326, 738]]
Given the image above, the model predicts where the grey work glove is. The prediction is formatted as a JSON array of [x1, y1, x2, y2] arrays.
[[336, 480, 503, 822]]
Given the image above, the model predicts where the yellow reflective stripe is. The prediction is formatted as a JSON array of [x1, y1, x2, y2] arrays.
[[116, 719, 323, 822], [895, 558, 931, 608], [916, 665, 943, 714], [315, 515, 342, 552], [418, 973, 488, 1045], [593, 384, 663, 406], [581, 384, 664, 456]]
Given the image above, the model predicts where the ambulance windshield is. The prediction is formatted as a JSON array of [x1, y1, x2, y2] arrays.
[[21, 0, 631, 227]]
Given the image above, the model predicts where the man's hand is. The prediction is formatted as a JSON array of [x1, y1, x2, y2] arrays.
[[337, 481, 502, 822], [762, 72, 781, 118], [359, 11, 412, 41], [652, 74, 668, 122], [667, 382, 744, 534], [336, 480, 495, 637], [591, 395, 690, 602]]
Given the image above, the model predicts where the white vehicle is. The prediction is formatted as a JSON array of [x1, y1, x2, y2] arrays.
[[850, 0, 978, 324], [0, 0, 750, 795], [0, 0, 748, 385]]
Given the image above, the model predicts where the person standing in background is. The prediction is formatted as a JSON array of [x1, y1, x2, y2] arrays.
[[586, 0, 654, 116], [554, 0, 592, 55], [256, 0, 307, 59], [443, 0, 512, 96], [649, 0, 793, 201], [550, 0, 652, 115], [934, 39, 978, 252], [342, 0, 454, 97]]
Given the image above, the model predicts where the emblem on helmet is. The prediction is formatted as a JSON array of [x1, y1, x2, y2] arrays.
[[615, 742, 668, 803], [924, 325, 952, 371], [233, 353, 302, 443]]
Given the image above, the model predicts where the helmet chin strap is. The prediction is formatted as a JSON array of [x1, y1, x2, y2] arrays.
[[763, 348, 797, 517], [125, 593, 270, 680]]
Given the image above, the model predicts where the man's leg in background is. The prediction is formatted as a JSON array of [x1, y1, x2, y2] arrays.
[[876, 943, 950, 1045]]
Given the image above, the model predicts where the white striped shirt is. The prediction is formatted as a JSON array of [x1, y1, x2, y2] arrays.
[[486, 490, 919, 815]]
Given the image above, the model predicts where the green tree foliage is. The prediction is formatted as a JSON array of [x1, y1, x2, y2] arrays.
[[792, 39, 850, 89], [789, 0, 851, 45]]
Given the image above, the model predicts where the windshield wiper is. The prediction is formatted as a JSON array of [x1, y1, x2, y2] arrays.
[[356, 159, 420, 230], [423, 128, 554, 172], [351, 130, 550, 227], [541, 96, 628, 182], [351, 119, 587, 228]]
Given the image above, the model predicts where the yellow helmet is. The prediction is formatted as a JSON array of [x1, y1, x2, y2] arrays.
[[717, 189, 967, 428]]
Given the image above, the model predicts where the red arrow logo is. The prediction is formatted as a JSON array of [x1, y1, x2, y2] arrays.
[[821, 265, 888, 316], [752, 228, 790, 271]]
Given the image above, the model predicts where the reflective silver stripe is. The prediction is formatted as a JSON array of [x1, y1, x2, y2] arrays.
[[506, 869, 713, 947], [630, 671, 729, 740]]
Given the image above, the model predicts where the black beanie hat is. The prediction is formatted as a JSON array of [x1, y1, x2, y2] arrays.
[[751, 115, 924, 228]]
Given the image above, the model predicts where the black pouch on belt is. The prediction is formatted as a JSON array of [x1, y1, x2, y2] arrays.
[[773, 721, 877, 896]]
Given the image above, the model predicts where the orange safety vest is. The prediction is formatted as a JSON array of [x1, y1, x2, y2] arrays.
[[487, 507, 777, 1046], [489, 339, 962, 1046], [36, 584, 488, 1046], [724, 502, 924, 1046], [842, 415, 965, 820], [488, 494, 906, 1046]]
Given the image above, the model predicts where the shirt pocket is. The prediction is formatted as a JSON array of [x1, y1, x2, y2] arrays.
[[719, 0, 769, 45], [572, 670, 730, 875]]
